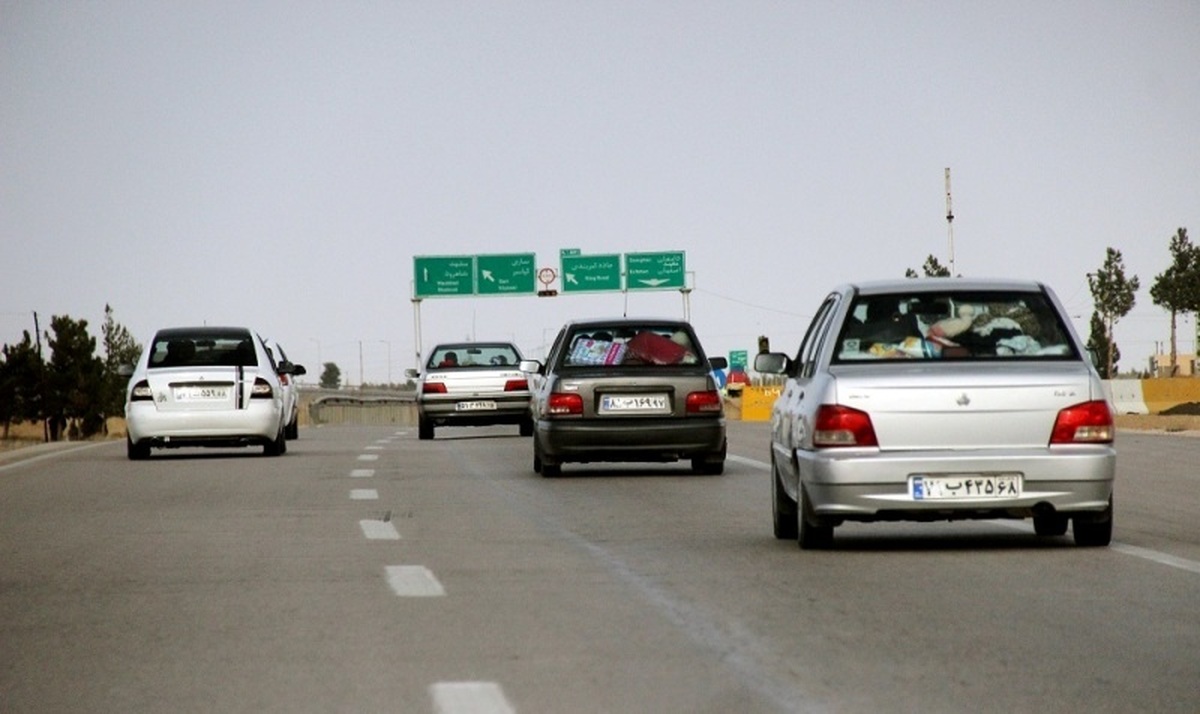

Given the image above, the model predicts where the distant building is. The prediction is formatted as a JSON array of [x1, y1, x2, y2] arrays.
[[1150, 352, 1196, 377]]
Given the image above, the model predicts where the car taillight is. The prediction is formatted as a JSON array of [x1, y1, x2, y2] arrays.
[[423, 382, 447, 394], [130, 380, 152, 402], [686, 390, 722, 413], [1050, 400, 1113, 444], [547, 393, 583, 415], [813, 404, 878, 448], [504, 379, 529, 392], [250, 377, 273, 399]]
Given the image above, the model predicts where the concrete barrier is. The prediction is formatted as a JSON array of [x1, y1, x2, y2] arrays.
[[1106, 380, 1148, 415]]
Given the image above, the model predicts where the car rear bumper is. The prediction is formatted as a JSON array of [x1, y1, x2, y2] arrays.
[[126, 403, 283, 445], [418, 395, 531, 426], [538, 417, 726, 462], [798, 445, 1116, 520]]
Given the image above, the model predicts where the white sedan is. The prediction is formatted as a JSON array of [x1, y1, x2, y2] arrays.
[[124, 326, 296, 459]]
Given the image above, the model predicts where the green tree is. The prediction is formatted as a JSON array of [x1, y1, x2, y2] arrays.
[[44, 315, 106, 440], [905, 254, 952, 278], [1086, 311, 1120, 379], [1087, 247, 1140, 379], [1149, 228, 1199, 376], [319, 362, 342, 389], [100, 304, 143, 423], [0, 331, 45, 438]]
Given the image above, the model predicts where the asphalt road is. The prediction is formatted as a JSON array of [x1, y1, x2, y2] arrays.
[[1, 423, 1198, 713]]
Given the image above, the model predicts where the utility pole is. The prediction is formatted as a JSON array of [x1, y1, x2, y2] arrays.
[[945, 167, 956, 276]]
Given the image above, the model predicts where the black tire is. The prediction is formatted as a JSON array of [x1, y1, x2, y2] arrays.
[[691, 456, 725, 475], [285, 416, 299, 440], [263, 425, 286, 456], [542, 462, 562, 478], [1073, 496, 1113, 547], [772, 455, 798, 540], [418, 417, 434, 441], [1033, 513, 1069, 537], [127, 437, 150, 461], [797, 485, 834, 550], [519, 417, 533, 437]]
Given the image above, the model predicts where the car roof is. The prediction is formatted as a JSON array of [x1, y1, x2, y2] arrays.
[[430, 341, 520, 349], [153, 326, 255, 339], [560, 317, 693, 329], [836, 277, 1049, 296]]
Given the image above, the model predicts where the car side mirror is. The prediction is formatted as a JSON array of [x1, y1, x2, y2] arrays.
[[518, 359, 542, 374], [117, 364, 135, 378], [708, 356, 728, 370], [753, 352, 789, 375], [404, 368, 420, 379]]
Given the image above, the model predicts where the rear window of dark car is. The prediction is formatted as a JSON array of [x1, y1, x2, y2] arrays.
[[561, 324, 704, 368], [148, 332, 257, 368], [832, 290, 1080, 363]]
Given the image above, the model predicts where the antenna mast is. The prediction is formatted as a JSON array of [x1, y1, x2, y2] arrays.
[[945, 167, 955, 276]]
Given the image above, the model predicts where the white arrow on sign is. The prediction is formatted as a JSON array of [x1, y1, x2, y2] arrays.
[[565, 273, 578, 285], [481, 270, 495, 282], [637, 278, 669, 287]]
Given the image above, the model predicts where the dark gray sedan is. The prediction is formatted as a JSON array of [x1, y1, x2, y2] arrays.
[[521, 318, 728, 477]]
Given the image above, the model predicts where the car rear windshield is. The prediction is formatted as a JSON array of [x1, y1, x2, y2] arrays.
[[562, 325, 702, 367], [427, 344, 522, 369], [832, 289, 1080, 363], [148, 333, 257, 368]]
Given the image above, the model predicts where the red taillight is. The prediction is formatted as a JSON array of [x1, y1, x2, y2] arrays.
[[547, 392, 584, 415], [130, 380, 152, 402], [813, 404, 878, 448], [250, 377, 273, 399], [504, 379, 529, 392], [423, 382, 447, 394], [686, 390, 723, 413], [1050, 400, 1113, 444]]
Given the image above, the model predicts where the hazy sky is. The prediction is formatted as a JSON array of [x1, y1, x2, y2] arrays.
[[4, 1, 1198, 384]]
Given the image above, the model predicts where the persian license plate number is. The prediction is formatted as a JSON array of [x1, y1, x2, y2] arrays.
[[175, 386, 230, 401], [456, 401, 497, 411], [911, 474, 1021, 500], [600, 394, 668, 413]]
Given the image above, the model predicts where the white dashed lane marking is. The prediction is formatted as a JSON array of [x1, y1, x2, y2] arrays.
[[385, 565, 446, 597], [430, 682, 515, 714], [357, 454, 379, 461], [350, 468, 375, 478], [350, 489, 378, 500], [360, 519, 400, 540]]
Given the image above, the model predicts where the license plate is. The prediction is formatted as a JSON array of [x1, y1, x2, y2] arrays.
[[174, 386, 230, 401], [456, 401, 497, 411], [600, 394, 669, 413], [911, 474, 1021, 500]]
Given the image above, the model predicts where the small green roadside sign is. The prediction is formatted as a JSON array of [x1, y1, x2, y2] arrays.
[[625, 251, 686, 290]]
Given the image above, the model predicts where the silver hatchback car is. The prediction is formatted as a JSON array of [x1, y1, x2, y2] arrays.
[[755, 279, 1115, 548]]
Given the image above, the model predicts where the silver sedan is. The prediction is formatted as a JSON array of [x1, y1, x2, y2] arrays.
[[755, 278, 1115, 548]]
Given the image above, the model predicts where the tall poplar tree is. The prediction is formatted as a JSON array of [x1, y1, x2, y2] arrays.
[[1087, 248, 1139, 379]]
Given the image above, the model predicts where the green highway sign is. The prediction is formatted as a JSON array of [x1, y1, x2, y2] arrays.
[[414, 255, 475, 298], [477, 253, 536, 295], [625, 251, 686, 290], [561, 253, 623, 293]]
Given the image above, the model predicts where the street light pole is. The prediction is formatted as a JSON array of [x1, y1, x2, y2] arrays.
[[379, 340, 392, 386]]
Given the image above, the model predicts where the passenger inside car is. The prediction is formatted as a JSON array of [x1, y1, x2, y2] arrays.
[[438, 351, 458, 368]]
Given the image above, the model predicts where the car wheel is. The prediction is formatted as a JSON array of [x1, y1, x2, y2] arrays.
[[127, 437, 150, 461], [1073, 496, 1113, 547], [285, 416, 299, 440], [797, 484, 834, 550], [418, 417, 434, 441], [691, 456, 724, 475], [519, 417, 533, 437], [772, 455, 798, 540], [264, 426, 286, 456], [1033, 512, 1069, 537], [542, 462, 562, 478]]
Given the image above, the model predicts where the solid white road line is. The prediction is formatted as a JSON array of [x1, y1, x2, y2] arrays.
[[385, 565, 446, 597], [359, 519, 400, 540], [430, 682, 515, 714], [350, 489, 378, 500]]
